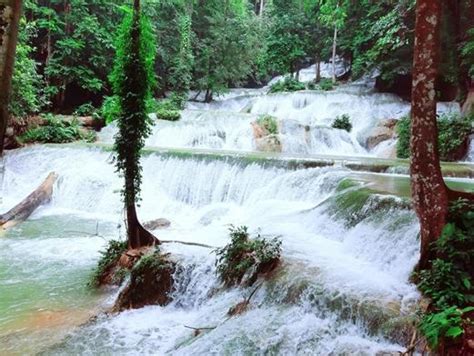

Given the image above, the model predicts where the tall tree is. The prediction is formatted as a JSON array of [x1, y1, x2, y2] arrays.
[[112, 0, 158, 249], [410, 0, 474, 270], [0, 0, 22, 155]]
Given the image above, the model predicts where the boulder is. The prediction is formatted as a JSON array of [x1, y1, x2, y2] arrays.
[[144, 218, 171, 230], [366, 119, 398, 150], [255, 134, 282, 153], [114, 252, 176, 311], [251, 121, 269, 139]]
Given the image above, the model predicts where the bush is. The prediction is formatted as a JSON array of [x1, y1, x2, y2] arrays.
[[90, 239, 128, 287], [19, 114, 96, 143], [332, 114, 352, 132], [420, 306, 474, 348], [152, 99, 181, 121], [397, 114, 474, 161], [318, 78, 335, 91], [256, 115, 278, 135], [73, 102, 97, 117], [215, 225, 282, 287], [269, 77, 306, 93], [415, 199, 474, 349]]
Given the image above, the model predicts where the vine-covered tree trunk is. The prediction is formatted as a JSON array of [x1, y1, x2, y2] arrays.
[[410, 0, 448, 270], [0, 0, 21, 156]]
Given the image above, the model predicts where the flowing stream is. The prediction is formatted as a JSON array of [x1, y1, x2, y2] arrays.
[[1, 81, 473, 355]]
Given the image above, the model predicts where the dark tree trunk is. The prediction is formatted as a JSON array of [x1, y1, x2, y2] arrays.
[[315, 55, 321, 83], [410, 0, 448, 270], [0, 0, 22, 156], [126, 202, 158, 249], [204, 88, 213, 103]]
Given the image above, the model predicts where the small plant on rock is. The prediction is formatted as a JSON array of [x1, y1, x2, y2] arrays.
[[90, 239, 128, 287], [20, 114, 96, 143], [332, 114, 352, 132], [152, 99, 181, 121], [215, 225, 282, 287], [256, 115, 278, 135]]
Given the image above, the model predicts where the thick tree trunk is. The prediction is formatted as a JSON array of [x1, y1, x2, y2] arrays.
[[410, 0, 448, 271], [0, 0, 22, 156], [126, 203, 158, 249], [331, 26, 337, 84], [0, 172, 57, 230]]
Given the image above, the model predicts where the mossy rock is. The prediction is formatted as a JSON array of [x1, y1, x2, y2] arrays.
[[114, 251, 176, 311]]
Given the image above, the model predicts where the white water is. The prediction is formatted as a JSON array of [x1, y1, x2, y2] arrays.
[[1, 146, 421, 354], [100, 82, 460, 158]]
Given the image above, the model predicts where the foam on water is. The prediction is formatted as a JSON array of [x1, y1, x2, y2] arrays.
[[1, 146, 421, 354]]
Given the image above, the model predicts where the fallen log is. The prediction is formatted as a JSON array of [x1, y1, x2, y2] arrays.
[[0, 172, 58, 230]]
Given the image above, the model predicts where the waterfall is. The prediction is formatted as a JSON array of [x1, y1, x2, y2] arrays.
[[100, 84, 461, 159], [1, 146, 422, 354]]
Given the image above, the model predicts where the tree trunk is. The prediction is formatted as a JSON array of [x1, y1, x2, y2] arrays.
[[315, 55, 321, 83], [126, 202, 158, 249], [204, 88, 213, 103], [259, 0, 264, 16], [462, 80, 474, 115], [410, 0, 448, 271], [0, 172, 57, 230], [331, 25, 338, 84], [0, 0, 22, 156]]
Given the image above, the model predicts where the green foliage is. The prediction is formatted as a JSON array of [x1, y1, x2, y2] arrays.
[[10, 18, 47, 117], [111, 7, 156, 206], [416, 199, 474, 349], [215, 225, 282, 287], [318, 78, 335, 91], [419, 306, 474, 349], [169, 14, 193, 109], [397, 114, 474, 161], [332, 114, 352, 132], [90, 239, 128, 287], [99, 96, 121, 124], [73, 103, 97, 117], [256, 115, 278, 135], [152, 99, 181, 122], [132, 248, 166, 284], [19, 114, 95, 143], [269, 77, 305, 93], [396, 116, 411, 159], [462, 28, 474, 77]]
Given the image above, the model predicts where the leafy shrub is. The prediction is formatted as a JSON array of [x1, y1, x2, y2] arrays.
[[215, 225, 282, 287], [318, 78, 335, 91], [19, 114, 96, 143], [269, 77, 306, 93], [152, 99, 181, 121], [90, 239, 128, 287], [73, 102, 97, 117], [397, 114, 474, 160], [416, 199, 474, 349], [332, 114, 352, 132], [256, 115, 278, 135], [419, 306, 474, 348], [99, 96, 121, 124]]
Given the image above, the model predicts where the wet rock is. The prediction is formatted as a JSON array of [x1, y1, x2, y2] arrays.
[[114, 251, 176, 311], [255, 134, 282, 152], [144, 218, 171, 230], [251, 121, 269, 139], [366, 119, 398, 150]]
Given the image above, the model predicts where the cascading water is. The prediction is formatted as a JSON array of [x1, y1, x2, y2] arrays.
[[0, 145, 427, 355], [100, 83, 461, 158]]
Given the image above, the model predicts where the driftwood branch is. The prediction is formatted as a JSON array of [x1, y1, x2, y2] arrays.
[[0, 172, 58, 230], [160, 239, 214, 249]]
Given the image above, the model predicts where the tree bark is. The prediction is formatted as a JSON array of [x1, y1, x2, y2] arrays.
[[0, 172, 57, 230], [315, 55, 321, 83], [410, 0, 448, 271], [331, 25, 337, 84], [259, 0, 264, 16], [0, 0, 22, 156]]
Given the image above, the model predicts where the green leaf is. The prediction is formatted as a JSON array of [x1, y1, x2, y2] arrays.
[[445, 326, 463, 338]]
